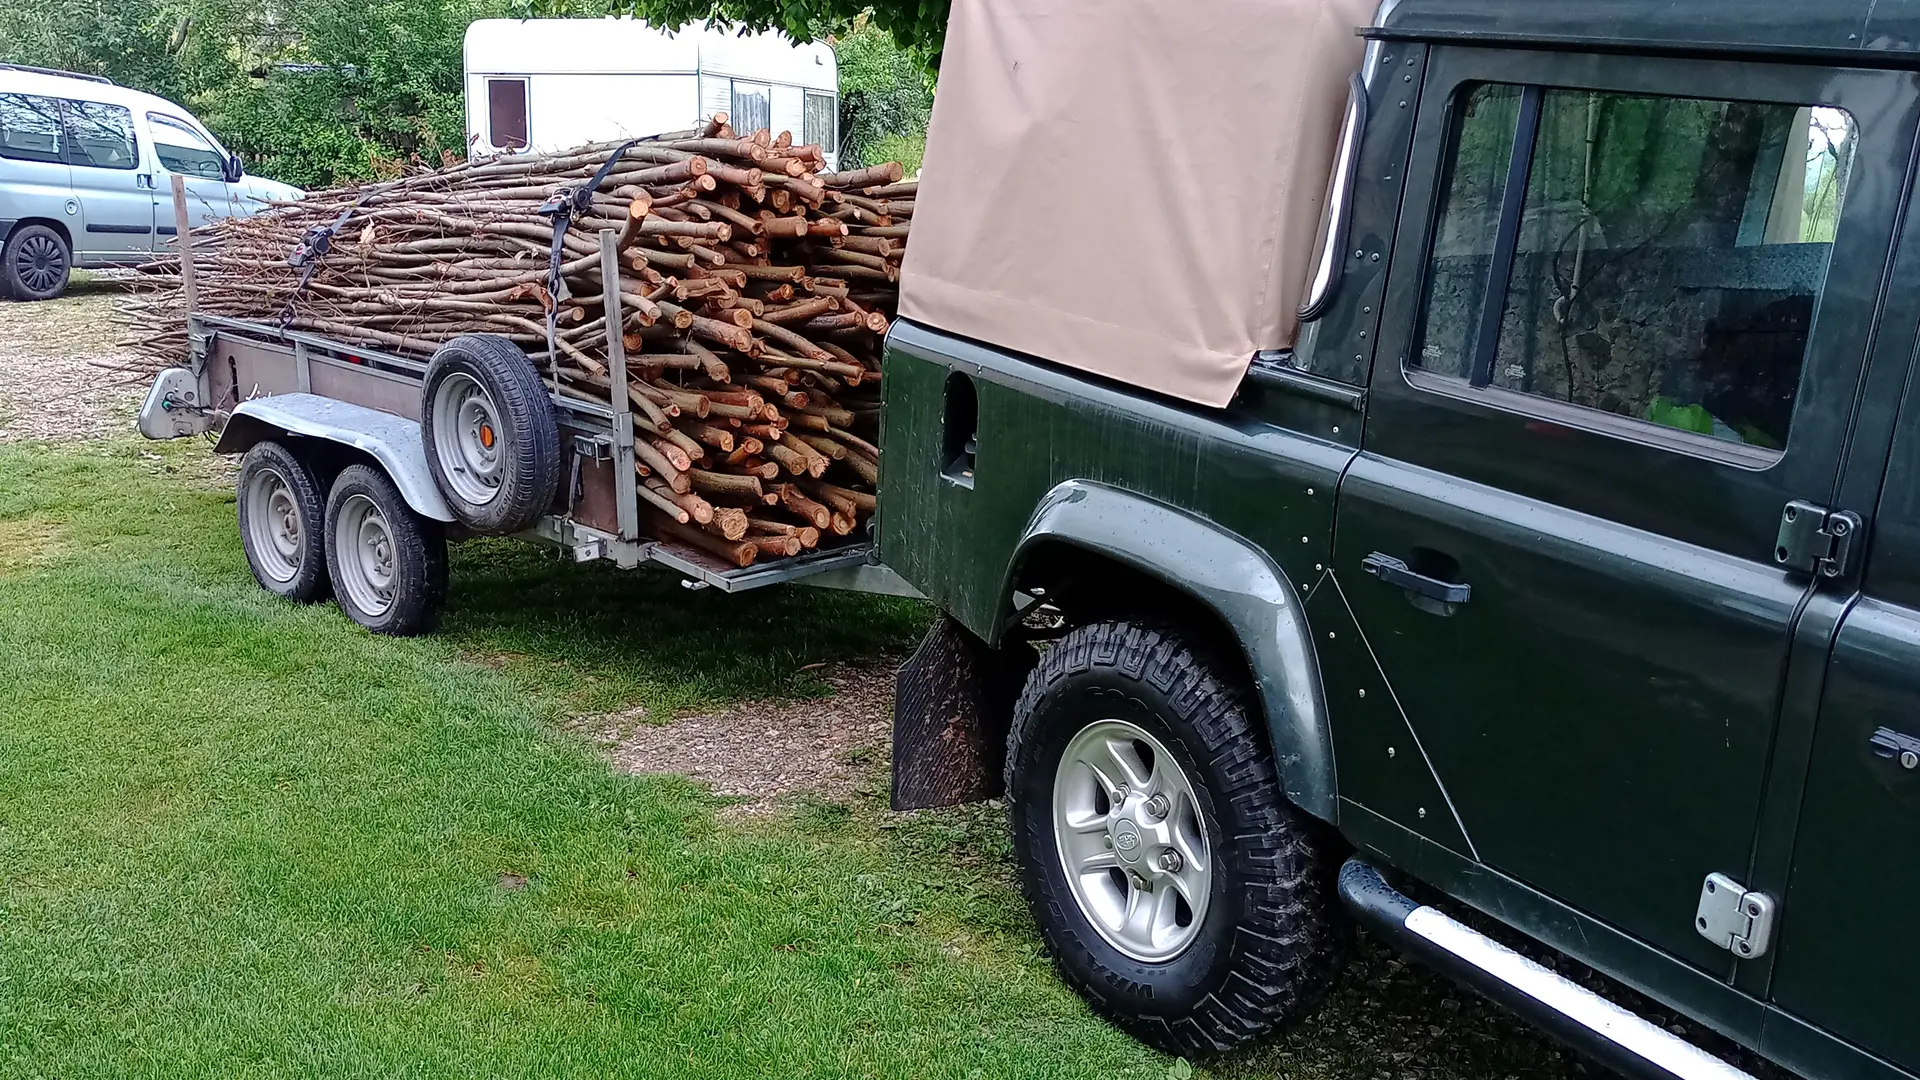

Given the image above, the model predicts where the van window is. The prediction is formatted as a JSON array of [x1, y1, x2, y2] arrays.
[[804, 91, 836, 152], [63, 100, 137, 170], [149, 113, 224, 178], [0, 93, 64, 164], [486, 78, 528, 150], [1412, 84, 1855, 455], [731, 81, 771, 137]]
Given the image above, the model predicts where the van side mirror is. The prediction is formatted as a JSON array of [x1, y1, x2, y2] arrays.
[[224, 152, 244, 183]]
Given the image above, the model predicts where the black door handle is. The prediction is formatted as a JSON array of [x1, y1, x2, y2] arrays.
[[1362, 552, 1471, 604]]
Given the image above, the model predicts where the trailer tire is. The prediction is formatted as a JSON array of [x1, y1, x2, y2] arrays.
[[421, 334, 560, 535], [324, 464, 447, 636], [1005, 620, 1342, 1059], [236, 441, 330, 603]]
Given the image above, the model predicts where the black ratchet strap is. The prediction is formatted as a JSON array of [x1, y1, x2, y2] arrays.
[[535, 138, 644, 368], [281, 189, 377, 329]]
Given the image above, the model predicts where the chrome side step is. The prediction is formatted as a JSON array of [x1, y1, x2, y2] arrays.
[[1337, 859, 1755, 1080]]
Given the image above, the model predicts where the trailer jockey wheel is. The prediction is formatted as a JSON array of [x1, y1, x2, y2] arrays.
[[324, 465, 447, 636], [1004, 620, 1344, 1059], [421, 334, 561, 535], [236, 440, 330, 603]]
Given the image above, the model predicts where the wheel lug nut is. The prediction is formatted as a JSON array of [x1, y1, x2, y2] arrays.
[[1131, 872, 1151, 891], [1158, 850, 1183, 873], [1103, 835, 1113, 849], [1143, 794, 1169, 820]]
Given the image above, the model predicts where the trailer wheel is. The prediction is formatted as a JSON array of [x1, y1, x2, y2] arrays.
[[324, 464, 447, 636], [2, 224, 71, 302], [1005, 620, 1342, 1059], [236, 441, 330, 602], [421, 334, 560, 535]]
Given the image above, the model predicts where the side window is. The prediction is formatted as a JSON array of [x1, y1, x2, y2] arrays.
[[148, 113, 224, 178], [731, 81, 771, 136], [1414, 83, 1855, 457], [63, 100, 137, 170], [804, 90, 836, 152], [486, 78, 528, 150], [0, 93, 64, 164]]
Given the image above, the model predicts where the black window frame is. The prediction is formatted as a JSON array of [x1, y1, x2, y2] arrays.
[[1405, 74, 1860, 469], [60, 98, 139, 171]]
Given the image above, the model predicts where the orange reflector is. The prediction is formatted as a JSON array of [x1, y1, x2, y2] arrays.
[[479, 424, 495, 449]]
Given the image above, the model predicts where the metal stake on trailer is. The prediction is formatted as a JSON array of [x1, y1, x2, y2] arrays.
[[598, 228, 639, 541]]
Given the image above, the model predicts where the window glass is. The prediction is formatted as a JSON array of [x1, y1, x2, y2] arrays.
[[804, 90, 836, 152], [1414, 84, 1855, 454], [0, 93, 64, 164], [64, 100, 136, 170], [487, 78, 528, 150], [149, 113, 224, 178], [731, 81, 771, 137]]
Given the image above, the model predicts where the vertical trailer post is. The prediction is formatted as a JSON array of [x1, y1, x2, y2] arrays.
[[599, 229, 639, 541], [170, 175, 197, 314]]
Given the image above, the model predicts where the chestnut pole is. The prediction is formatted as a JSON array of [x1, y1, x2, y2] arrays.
[[170, 175, 197, 315], [600, 228, 639, 541]]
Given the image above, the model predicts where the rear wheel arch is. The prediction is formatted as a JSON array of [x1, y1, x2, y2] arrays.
[[1001, 481, 1337, 823]]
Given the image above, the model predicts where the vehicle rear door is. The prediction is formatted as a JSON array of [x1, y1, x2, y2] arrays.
[[145, 111, 237, 231], [61, 97, 151, 261], [1765, 299, 1920, 1071], [1332, 45, 1917, 973]]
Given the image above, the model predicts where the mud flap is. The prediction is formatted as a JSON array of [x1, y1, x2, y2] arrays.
[[891, 615, 1036, 811]]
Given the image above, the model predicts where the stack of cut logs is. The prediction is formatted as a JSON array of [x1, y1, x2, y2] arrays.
[[120, 115, 913, 567]]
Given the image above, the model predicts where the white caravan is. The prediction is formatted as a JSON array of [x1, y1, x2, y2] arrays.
[[463, 19, 839, 165]]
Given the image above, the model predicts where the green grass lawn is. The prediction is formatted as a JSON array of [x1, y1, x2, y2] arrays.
[[0, 437, 1582, 1080]]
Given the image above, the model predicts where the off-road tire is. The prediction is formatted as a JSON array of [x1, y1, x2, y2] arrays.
[[235, 440, 330, 602], [420, 334, 561, 535], [2, 224, 71, 302], [1005, 620, 1342, 1058], [323, 465, 447, 636]]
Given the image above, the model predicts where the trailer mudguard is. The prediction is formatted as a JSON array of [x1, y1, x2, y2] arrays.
[[213, 393, 456, 523], [1007, 480, 1336, 822]]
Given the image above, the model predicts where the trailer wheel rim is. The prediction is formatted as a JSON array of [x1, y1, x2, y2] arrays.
[[15, 233, 65, 294], [1053, 719, 1213, 963], [431, 372, 505, 506], [334, 493, 396, 619], [244, 466, 303, 583]]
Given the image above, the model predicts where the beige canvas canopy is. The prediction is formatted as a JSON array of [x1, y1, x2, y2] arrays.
[[899, 0, 1378, 407]]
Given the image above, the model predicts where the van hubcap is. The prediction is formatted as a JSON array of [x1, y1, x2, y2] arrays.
[[14, 234, 65, 293]]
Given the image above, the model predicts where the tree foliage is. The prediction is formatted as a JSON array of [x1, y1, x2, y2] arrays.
[[0, 0, 944, 188]]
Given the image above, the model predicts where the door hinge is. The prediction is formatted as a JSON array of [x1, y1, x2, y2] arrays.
[[1695, 873, 1776, 959], [1774, 500, 1861, 578]]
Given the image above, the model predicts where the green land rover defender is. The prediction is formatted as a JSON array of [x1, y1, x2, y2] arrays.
[[881, 2, 1920, 1077]]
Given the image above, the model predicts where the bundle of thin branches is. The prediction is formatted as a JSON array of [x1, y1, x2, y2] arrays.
[[117, 115, 914, 566]]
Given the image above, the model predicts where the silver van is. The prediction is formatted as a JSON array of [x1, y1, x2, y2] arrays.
[[0, 64, 302, 301]]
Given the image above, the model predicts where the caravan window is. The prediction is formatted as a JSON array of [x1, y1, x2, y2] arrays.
[[731, 81, 771, 137], [804, 91, 836, 152], [487, 78, 529, 150]]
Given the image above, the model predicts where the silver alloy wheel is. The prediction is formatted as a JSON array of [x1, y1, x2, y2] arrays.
[[244, 465, 303, 583], [430, 372, 505, 506], [333, 493, 396, 618], [1053, 718, 1213, 963]]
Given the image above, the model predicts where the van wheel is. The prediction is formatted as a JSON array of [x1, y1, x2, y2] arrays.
[[324, 464, 446, 636], [3, 224, 70, 301], [421, 334, 560, 535], [236, 441, 329, 602], [1005, 620, 1342, 1059]]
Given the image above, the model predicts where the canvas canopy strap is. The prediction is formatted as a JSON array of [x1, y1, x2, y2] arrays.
[[536, 137, 644, 367], [899, 0, 1378, 407]]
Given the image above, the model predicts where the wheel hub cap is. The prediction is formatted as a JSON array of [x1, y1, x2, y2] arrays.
[[1052, 719, 1213, 963], [244, 467, 303, 584]]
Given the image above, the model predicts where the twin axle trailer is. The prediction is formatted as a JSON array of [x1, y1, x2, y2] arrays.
[[139, 226, 916, 635]]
